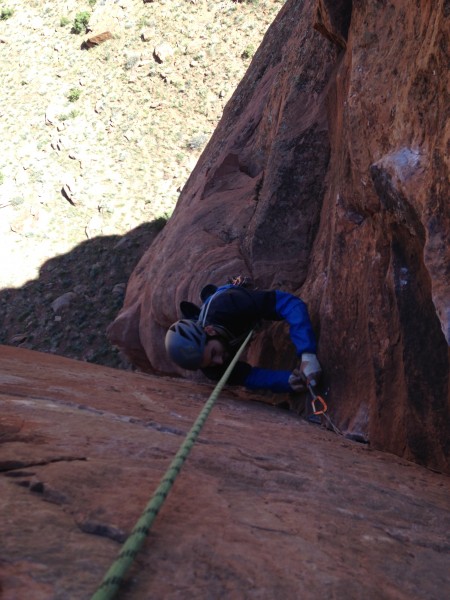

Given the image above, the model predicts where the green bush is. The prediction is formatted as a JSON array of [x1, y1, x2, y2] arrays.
[[67, 88, 81, 102], [0, 7, 14, 20], [59, 109, 79, 121], [60, 16, 70, 27], [186, 132, 208, 150], [241, 45, 255, 60], [71, 11, 90, 34]]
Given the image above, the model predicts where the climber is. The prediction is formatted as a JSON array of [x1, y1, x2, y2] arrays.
[[165, 281, 321, 394]]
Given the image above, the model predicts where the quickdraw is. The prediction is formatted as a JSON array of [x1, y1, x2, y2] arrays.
[[307, 383, 342, 435], [307, 383, 328, 415]]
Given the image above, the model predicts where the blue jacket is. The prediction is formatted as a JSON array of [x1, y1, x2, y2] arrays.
[[199, 285, 317, 393]]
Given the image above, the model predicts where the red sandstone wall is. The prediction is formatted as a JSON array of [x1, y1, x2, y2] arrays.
[[108, 0, 449, 472]]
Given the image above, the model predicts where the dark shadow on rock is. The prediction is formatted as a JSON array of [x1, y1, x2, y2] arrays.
[[0, 219, 167, 369]]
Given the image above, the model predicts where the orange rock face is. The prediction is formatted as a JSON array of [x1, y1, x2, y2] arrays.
[[1, 345, 449, 598], [108, 0, 449, 472]]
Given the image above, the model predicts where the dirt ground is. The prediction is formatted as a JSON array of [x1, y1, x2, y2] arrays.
[[0, 0, 284, 367]]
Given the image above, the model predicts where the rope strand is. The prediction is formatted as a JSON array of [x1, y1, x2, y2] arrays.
[[91, 329, 254, 600]]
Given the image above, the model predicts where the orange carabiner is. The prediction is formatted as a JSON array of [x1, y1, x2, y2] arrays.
[[311, 395, 328, 415], [307, 384, 328, 415]]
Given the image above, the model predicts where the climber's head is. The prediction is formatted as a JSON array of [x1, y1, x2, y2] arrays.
[[165, 320, 229, 370]]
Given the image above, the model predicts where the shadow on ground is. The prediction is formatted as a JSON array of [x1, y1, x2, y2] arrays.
[[0, 219, 167, 369]]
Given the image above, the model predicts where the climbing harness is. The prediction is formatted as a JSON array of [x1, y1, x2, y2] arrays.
[[307, 383, 342, 436], [90, 329, 254, 600]]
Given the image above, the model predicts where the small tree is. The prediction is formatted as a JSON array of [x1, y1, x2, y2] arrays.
[[71, 11, 90, 34], [0, 7, 14, 20]]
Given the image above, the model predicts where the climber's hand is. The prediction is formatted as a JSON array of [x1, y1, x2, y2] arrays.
[[300, 353, 322, 386], [288, 369, 306, 392]]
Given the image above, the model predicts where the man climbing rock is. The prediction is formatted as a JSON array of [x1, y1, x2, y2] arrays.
[[165, 282, 321, 393]]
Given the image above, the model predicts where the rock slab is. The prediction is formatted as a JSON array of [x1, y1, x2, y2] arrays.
[[0, 345, 449, 598]]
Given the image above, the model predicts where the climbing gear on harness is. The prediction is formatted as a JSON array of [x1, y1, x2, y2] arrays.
[[228, 274, 253, 288], [165, 319, 207, 370], [91, 329, 254, 600]]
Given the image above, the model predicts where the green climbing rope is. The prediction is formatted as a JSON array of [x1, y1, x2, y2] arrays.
[[91, 329, 254, 600]]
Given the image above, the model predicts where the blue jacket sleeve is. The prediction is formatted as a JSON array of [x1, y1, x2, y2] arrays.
[[244, 367, 292, 393], [275, 291, 317, 356]]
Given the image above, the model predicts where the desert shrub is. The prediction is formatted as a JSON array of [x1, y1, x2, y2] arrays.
[[71, 11, 90, 34], [124, 55, 139, 70], [241, 44, 255, 59], [0, 7, 14, 20], [186, 133, 208, 150], [59, 109, 79, 120], [67, 88, 81, 102]]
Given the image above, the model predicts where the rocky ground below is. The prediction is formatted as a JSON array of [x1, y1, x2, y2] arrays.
[[0, 0, 284, 367]]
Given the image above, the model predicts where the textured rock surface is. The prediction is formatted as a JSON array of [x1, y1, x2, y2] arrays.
[[1, 345, 449, 599], [108, 0, 449, 473]]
